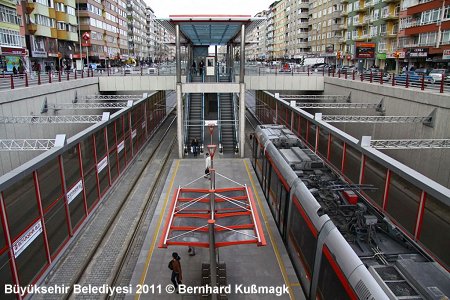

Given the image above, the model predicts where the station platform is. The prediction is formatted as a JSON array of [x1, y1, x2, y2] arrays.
[[127, 158, 305, 300]]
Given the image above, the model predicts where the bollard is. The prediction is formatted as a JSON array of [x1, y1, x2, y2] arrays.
[[338, 69, 341, 78], [332, 68, 335, 77], [345, 70, 347, 79], [10, 75, 14, 89], [322, 66, 325, 76], [352, 69, 355, 80], [440, 75, 445, 93], [405, 73, 409, 88], [49, 71, 52, 83], [307, 66, 310, 76], [379, 72, 383, 85], [421, 74, 425, 91], [141, 66, 143, 76], [67, 71, 70, 81], [38, 72, 41, 85], [81, 70, 84, 78], [361, 71, 364, 82], [75, 70, 77, 79], [392, 73, 395, 86], [370, 71, 373, 83], [107, 67, 110, 76], [25, 73, 29, 87], [328, 67, 330, 76], [58, 70, 61, 82]]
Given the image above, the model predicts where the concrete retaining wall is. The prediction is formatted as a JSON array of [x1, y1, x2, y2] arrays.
[[0, 78, 99, 175], [324, 77, 450, 188]]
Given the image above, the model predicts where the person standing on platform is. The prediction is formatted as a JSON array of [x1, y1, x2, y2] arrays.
[[204, 152, 211, 179], [191, 138, 199, 157], [169, 252, 182, 292], [199, 60, 204, 76]]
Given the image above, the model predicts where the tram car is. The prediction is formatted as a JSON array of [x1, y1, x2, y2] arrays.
[[251, 125, 450, 300]]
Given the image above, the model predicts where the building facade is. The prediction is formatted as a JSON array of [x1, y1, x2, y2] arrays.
[[309, 0, 345, 65], [24, 0, 78, 70], [76, 0, 128, 66], [247, 10, 268, 61], [0, 0, 27, 73], [398, 0, 450, 69], [127, 0, 147, 62], [145, 6, 157, 64], [285, 0, 309, 60]]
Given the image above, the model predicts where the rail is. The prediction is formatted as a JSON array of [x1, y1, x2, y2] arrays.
[[254, 90, 450, 268], [218, 93, 222, 151], [0, 91, 168, 293], [3, 65, 449, 95]]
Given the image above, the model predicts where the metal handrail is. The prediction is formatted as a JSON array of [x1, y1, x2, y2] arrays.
[[218, 93, 222, 152], [233, 93, 239, 153], [201, 73, 205, 152]]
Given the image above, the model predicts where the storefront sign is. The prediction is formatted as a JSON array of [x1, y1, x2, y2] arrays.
[[67, 180, 83, 204], [1, 47, 26, 56], [12, 221, 43, 258], [117, 140, 125, 153], [32, 51, 47, 58], [355, 42, 376, 59], [407, 48, 428, 58], [443, 50, 450, 60], [376, 53, 387, 60], [97, 156, 108, 173], [387, 51, 405, 59]]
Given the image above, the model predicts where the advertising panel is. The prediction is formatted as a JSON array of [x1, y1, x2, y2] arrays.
[[407, 48, 428, 58], [355, 42, 376, 59]]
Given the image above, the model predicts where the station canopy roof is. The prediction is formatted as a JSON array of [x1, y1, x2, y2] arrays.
[[158, 15, 264, 45]]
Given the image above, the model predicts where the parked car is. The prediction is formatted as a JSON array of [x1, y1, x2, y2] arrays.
[[429, 69, 450, 82], [394, 71, 435, 84], [336, 65, 358, 74], [414, 68, 431, 76]]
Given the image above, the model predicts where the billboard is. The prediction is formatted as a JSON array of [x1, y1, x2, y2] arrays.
[[355, 42, 376, 59]]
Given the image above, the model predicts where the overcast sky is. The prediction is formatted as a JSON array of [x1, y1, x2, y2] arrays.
[[147, 0, 275, 18]]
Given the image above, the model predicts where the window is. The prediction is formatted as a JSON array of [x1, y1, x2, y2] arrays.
[[0, 28, 23, 47], [418, 31, 437, 46], [35, 14, 55, 27], [57, 22, 65, 30], [441, 30, 450, 44], [420, 9, 441, 25], [66, 6, 76, 16], [0, 5, 20, 25]]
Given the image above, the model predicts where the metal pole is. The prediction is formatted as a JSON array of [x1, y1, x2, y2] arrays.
[[176, 24, 181, 84], [209, 165, 216, 296], [175, 24, 183, 158], [239, 24, 245, 83], [239, 24, 246, 158], [208, 219, 217, 293], [77, 8, 82, 70]]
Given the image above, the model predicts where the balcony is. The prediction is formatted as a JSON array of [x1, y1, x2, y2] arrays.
[[364, 1, 373, 8], [355, 34, 369, 41], [382, 0, 399, 3], [330, 11, 342, 19], [381, 12, 399, 20], [342, 10, 349, 16], [331, 24, 343, 31], [386, 30, 398, 37]]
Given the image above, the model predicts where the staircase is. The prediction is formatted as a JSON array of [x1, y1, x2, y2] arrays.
[[219, 77, 235, 154], [188, 75, 203, 147]]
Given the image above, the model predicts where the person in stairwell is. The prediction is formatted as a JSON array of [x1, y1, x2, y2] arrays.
[[204, 152, 211, 179], [191, 138, 199, 157]]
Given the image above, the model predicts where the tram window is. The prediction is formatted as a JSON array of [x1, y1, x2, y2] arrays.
[[289, 197, 317, 275], [317, 248, 354, 300], [269, 165, 280, 220]]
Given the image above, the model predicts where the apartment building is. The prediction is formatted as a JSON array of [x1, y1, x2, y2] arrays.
[[266, 2, 277, 60], [146, 6, 157, 63], [0, 0, 26, 73], [340, 0, 400, 69], [308, 0, 345, 64], [24, 0, 78, 69], [398, 0, 450, 68], [285, 0, 310, 59], [247, 10, 268, 60], [127, 0, 147, 62], [76, 0, 128, 64]]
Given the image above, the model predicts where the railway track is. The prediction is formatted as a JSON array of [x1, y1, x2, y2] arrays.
[[32, 114, 177, 300]]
